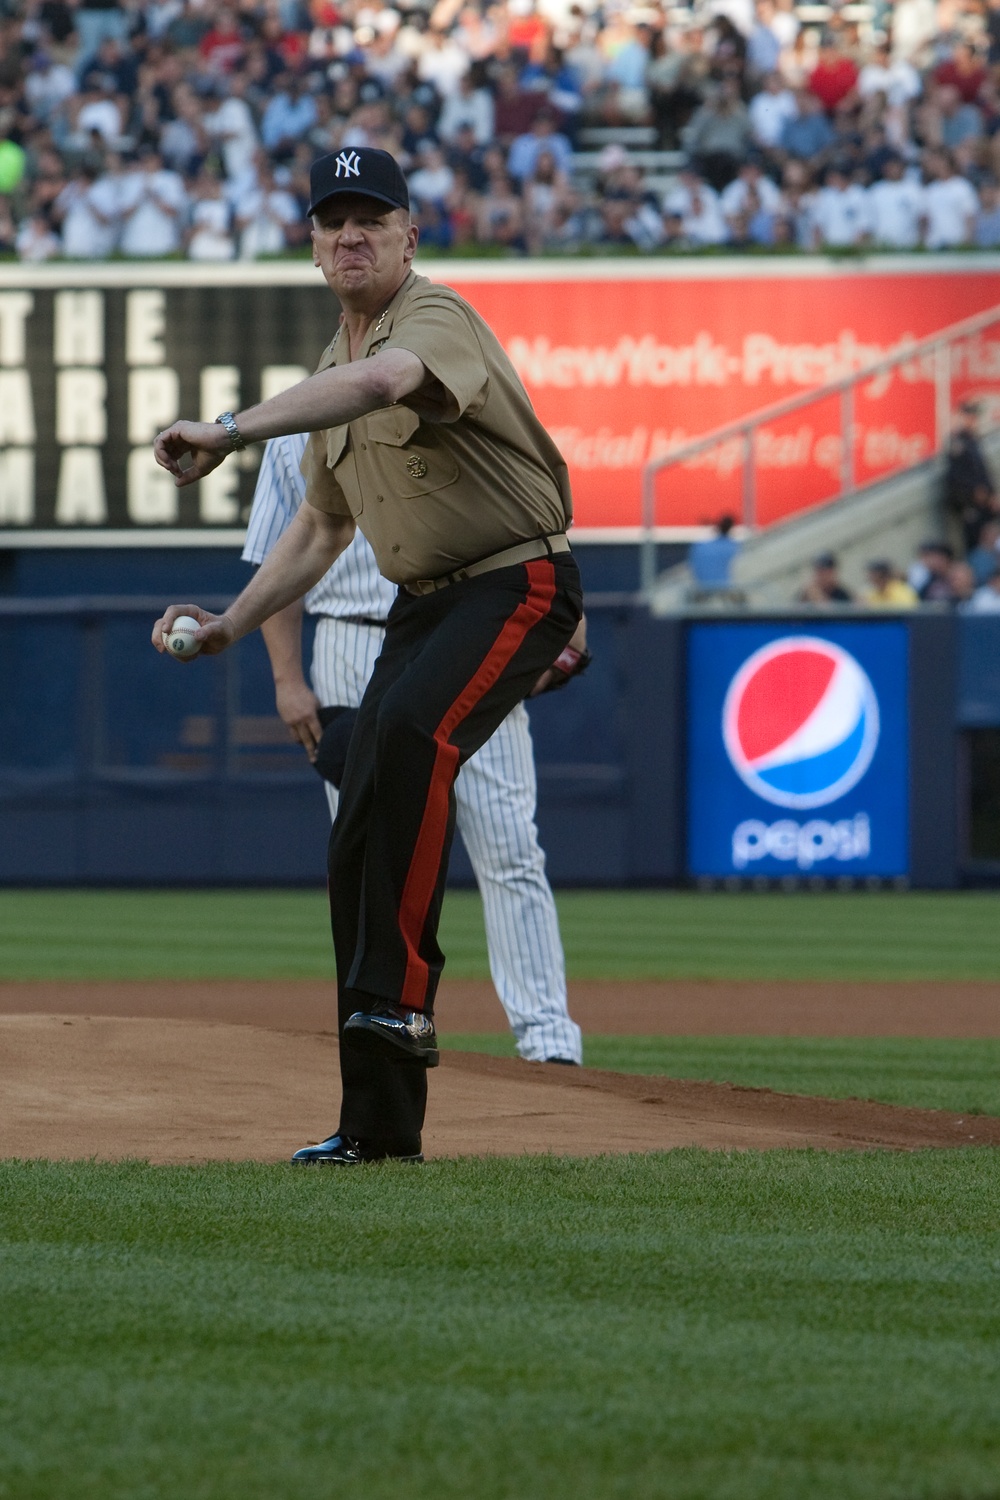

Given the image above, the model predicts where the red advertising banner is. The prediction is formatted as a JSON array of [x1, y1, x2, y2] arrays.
[[439, 262, 1000, 532]]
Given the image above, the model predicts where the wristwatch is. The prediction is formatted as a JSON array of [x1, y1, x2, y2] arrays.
[[215, 411, 246, 452]]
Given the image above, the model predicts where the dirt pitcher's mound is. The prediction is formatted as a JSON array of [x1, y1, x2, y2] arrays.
[[2, 1014, 998, 1164]]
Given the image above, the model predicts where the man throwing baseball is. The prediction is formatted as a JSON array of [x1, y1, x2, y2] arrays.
[[151, 147, 582, 1166]]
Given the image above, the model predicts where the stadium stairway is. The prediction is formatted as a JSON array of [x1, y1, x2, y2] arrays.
[[650, 426, 1000, 612]]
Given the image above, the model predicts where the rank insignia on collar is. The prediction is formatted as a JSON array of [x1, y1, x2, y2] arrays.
[[405, 455, 428, 478]]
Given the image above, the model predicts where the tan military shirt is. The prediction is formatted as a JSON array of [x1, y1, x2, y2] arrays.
[[301, 270, 573, 586]]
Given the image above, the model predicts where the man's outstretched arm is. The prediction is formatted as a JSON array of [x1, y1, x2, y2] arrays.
[[153, 348, 427, 486]]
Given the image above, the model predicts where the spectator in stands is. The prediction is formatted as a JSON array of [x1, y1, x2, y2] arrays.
[[914, 541, 958, 602], [975, 176, 1000, 246], [437, 69, 495, 146], [681, 76, 752, 190], [663, 165, 728, 246], [689, 515, 742, 590], [811, 162, 868, 248], [474, 165, 525, 251], [53, 162, 112, 257], [260, 72, 316, 162], [16, 208, 61, 260], [808, 37, 859, 114], [408, 140, 455, 211], [118, 146, 187, 256], [507, 109, 573, 185], [797, 552, 854, 604], [865, 153, 924, 248], [949, 559, 978, 605], [963, 560, 1000, 612], [720, 155, 783, 238], [944, 399, 998, 552], [234, 158, 299, 259], [862, 560, 919, 608], [204, 72, 258, 182], [647, 26, 705, 149], [857, 41, 922, 110], [922, 149, 978, 247], [186, 168, 234, 260], [748, 70, 797, 155], [969, 517, 1000, 584], [779, 88, 835, 162]]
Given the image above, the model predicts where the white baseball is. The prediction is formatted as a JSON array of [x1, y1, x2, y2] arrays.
[[163, 615, 203, 659]]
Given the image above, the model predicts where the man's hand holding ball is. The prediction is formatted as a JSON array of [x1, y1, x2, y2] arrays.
[[153, 605, 236, 662]]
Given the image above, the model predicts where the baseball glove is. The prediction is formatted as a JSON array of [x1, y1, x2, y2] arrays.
[[529, 641, 593, 696]]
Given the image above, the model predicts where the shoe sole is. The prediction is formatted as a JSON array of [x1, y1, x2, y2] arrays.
[[291, 1154, 425, 1166], [343, 1020, 440, 1068]]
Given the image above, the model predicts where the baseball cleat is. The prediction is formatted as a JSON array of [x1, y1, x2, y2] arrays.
[[291, 1132, 424, 1165], [342, 1005, 440, 1066]]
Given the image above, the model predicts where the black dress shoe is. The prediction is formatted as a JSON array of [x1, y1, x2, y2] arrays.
[[291, 1132, 424, 1165], [343, 1005, 440, 1066]]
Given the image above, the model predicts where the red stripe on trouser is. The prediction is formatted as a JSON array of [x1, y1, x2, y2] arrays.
[[397, 560, 557, 1010]]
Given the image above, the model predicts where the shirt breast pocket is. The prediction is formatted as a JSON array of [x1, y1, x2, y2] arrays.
[[366, 407, 460, 498], [326, 424, 364, 516]]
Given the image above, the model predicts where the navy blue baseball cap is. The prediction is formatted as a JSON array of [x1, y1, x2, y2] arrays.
[[308, 147, 409, 216]]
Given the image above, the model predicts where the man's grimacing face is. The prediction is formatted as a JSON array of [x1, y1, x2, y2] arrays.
[[311, 193, 418, 304]]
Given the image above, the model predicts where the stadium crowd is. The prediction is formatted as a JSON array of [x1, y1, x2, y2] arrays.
[[1, 0, 1000, 258]]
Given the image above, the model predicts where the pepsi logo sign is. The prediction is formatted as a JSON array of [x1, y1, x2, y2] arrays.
[[722, 636, 880, 810]]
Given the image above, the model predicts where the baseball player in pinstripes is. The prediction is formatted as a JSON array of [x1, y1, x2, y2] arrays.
[[244, 430, 583, 1066]]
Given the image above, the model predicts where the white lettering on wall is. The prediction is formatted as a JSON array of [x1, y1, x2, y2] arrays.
[[0, 292, 33, 366], [200, 365, 239, 421], [128, 367, 179, 444], [200, 466, 240, 522], [55, 447, 107, 524], [0, 449, 34, 522], [260, 365, 309, 402], [54, 291, 103, 366], [127, 447, 178, 523], [126, 290, 166, 365], [0, 369, 35, 444], [56, 369, 107, 445]]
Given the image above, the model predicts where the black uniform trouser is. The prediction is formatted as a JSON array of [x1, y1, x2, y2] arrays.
[[328, 553, 583, 1151]]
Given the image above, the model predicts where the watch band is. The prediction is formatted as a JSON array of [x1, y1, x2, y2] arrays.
[[215, 411, 246, 452]]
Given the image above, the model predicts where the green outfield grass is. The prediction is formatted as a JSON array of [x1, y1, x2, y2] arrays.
[[4, 1152, 1000, 1500], [446, 1035, 1000, 1117], [3, 888, 1000, 981]]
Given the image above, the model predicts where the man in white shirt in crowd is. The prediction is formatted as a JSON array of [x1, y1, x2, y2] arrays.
[[719, 155, 782, 232], [235, 158, 299, 258], [663, 165, 728, 244], [204, 72, 259, 182], [24, 50, 76, 123], [857, 41, 922, 107], [119, 148, 189, 257], [437, 70, 495, 145], [865, 153, 924, 248], [811, 162, 869, 249], [186, 169, 235, 260], [922, 149, 978, 248], [70, 76, 125, 149], [55, 161, 121, 257], [748, 70, 797, 151]]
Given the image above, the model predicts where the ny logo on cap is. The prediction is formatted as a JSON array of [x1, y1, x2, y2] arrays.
[[335, 150, 361, 179]]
